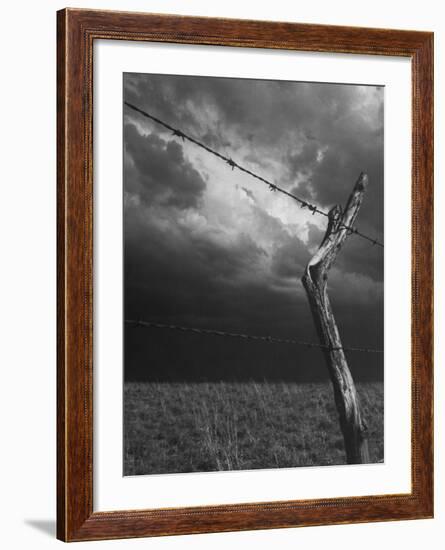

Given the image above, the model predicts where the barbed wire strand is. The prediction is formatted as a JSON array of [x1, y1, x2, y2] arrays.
[[126, 319, 383, 354], [124, 101, 384, 249]]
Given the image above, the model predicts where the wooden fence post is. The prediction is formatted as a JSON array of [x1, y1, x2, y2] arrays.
[[302, 172, 370, 464]]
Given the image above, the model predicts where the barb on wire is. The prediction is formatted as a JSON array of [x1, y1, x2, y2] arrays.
[[126, 319, 383, 354], [124, 101, 384, 248]]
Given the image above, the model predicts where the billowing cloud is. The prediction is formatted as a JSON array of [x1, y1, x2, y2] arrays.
[[124, 123, 206, 210], [123, 73, 384, 382]]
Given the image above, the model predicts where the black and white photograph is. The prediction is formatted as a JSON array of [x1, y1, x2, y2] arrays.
[[123, 72, 384, 476], [1, 0, 438, 547]]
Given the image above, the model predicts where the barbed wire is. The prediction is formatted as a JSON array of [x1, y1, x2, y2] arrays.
[[124, 101, 384, 248], [126, 319, 383, 354]]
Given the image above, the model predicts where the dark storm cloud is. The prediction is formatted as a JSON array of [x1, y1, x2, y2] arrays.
[[123, 73, 384, 382], [124, 123, 206, 210], [335, 235, 384, 282], [125, 203, 299, 336], [124, 74, 383, 237], [295, 126, 384, 233], [270, 235, 310, 279]]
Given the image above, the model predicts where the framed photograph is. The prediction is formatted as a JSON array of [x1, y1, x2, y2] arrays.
[[57, 8, 433, 542]]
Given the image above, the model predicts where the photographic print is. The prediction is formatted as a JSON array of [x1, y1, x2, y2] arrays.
[[123, 73, 384, 476]]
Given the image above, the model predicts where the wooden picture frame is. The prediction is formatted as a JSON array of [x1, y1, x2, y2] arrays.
[[57, 8, 433, 542]]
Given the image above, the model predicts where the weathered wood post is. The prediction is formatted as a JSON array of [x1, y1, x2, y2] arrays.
[[302, 172, 370, 464]]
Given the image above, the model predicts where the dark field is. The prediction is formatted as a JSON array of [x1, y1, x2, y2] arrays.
[[124, 381, 383, 475]]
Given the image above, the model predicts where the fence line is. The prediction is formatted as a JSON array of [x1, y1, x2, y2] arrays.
[[125, 101, 384, 248], [125, 319, 383, 354]]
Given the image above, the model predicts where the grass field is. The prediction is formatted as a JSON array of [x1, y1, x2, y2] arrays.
[[124, 381, 383, 476]]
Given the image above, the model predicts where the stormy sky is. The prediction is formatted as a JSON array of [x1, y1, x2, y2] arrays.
[[123, 73, 384, 382]]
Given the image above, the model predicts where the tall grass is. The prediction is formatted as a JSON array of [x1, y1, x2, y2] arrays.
[[124, 381, 383, 475]]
